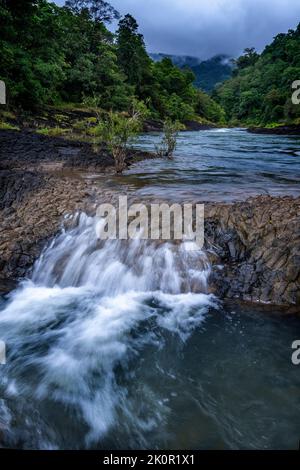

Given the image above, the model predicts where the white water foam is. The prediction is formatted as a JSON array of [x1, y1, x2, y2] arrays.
[[0, 213, 215, 447]]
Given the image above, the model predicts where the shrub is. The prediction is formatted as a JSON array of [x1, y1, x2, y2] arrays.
[[95, 99, 147, 174], [36, 127, 69, 137], [156, 120, 183, 159]]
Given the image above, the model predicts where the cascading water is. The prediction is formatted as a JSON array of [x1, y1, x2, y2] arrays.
[[0, 212, 216, 449], [1, 129, 300, 450]]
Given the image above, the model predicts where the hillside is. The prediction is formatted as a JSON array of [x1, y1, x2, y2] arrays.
[[0, 0, 225, 125], [215, 26, 300, 126], [190, 55, 233, 93], [150, 53, 201, 69], [150, 53, 233, 93]]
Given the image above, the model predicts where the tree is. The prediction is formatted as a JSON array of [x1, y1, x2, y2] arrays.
[[0, 0, 225, 123], [195, 90, 225, 123], [0, 0, 67, 107], [215, 23, 300, 125], [65, 0, 120, 23], [61, 8, 132, 107], [116, 14, 152, 96], [150, 58, 198, 120], [235, 48, 259, 69]]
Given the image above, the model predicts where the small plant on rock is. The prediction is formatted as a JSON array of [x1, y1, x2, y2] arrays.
[[95, 99, 148, 174], [156, 120, 183, 159]]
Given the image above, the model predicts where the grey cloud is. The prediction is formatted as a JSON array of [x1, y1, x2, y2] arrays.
[[56, 0, 300, 59]]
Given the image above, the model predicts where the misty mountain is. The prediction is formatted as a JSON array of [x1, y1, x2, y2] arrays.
[[149, 53, 234, 93], [149, 53, 202, 68]]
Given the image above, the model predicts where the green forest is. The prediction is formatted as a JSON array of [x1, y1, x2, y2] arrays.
[[1, 0, 300, 128], [0, 0, 225, 124], [215, 26, 300, 126]]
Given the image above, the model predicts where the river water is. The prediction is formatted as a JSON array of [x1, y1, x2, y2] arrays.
[[114, 128, 300, 203], [0, 129, 300, 449]]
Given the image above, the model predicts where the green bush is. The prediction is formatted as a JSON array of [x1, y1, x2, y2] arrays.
[[95, 100, 147, 174], [155, 120, 184, 159]]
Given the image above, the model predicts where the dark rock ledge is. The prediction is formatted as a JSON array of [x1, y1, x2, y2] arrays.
[[248, 125, 300, 135], [205, 196, 300, 308], [0, 130, 153, 289]]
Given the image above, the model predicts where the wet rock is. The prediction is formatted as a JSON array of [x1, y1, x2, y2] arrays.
[[205, 196, 300, 307], [0, 129, 152, 285], [248, 125, 300, 135], [183, 120, 217, 131]]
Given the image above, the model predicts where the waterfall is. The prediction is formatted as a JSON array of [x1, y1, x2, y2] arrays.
[[0, 212, 216, 448]]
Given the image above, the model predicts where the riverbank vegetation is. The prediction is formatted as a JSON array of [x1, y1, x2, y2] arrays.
[[1, 1, 299, 133], [155, 120, 184, 159], [214, 25, 300, 127], [0, 0, 225, 126], [93, 99, 148, 173]]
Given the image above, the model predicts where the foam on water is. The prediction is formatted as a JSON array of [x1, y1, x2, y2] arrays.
[[0, 213, 215, 447]]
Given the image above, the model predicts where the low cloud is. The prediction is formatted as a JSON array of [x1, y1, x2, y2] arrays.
[[111, 0, 300, 58], [56, 0, 300, 59]]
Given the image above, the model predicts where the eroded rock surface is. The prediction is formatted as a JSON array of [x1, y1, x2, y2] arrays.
[[205, 196, 300, 306], [0, 130, 149, 287]]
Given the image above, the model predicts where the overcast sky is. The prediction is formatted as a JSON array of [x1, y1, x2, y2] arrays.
[[55, 0, 300, 59]]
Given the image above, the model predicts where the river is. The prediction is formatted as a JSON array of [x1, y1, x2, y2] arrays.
[[117, 128, 300, 203], [0, 129, 299, 449]]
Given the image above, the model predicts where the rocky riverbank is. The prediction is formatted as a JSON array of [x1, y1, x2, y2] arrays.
[[205, 196, 300, 309], [0, 129, 299, 309], [1, 106, 217, 135], [248, 125, 300, 135], [0, 129, 153, 290]]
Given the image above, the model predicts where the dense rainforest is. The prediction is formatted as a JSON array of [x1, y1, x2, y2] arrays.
[[190, 55, 233, 94], [0, 0, 225, 124], [1, 1, 299, 128], [215, 25, 300, 126]]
